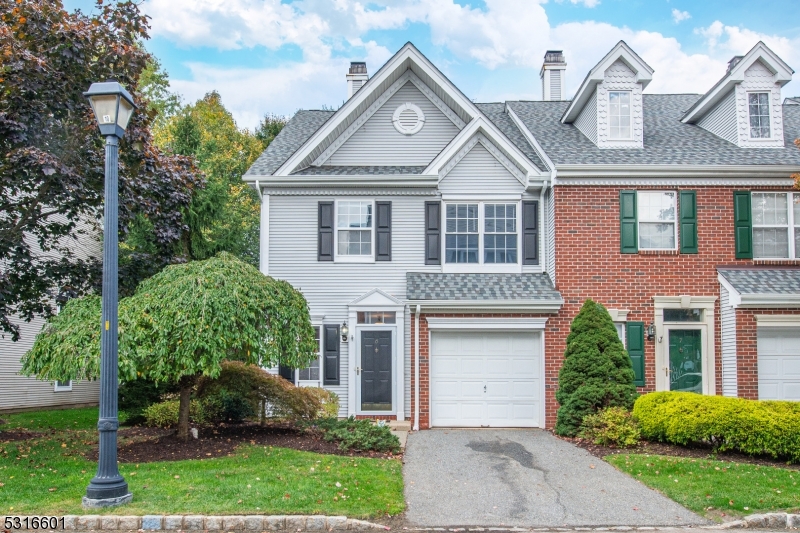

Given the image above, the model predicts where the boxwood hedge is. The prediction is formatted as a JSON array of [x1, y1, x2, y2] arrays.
[[633, 391, 800, 462]]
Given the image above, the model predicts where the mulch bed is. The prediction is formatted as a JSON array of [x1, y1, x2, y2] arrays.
[[0, 430, 43, 443], [85, 423, 400, 463], [566, 437, 800, 470]]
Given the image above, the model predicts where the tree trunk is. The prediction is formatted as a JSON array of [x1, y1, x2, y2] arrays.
[[177, 376, 194, 442]]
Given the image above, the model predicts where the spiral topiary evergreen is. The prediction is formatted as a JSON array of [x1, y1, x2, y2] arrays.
[[555, 299, 639, 436]]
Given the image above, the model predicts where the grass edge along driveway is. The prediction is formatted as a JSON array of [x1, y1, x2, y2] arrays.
[[607, 453, 799, 521], [0, 408, 404, 517]]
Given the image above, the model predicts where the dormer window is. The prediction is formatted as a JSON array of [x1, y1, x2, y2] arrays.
[[748, 92, 771, 138], [609, 91, 632, 139]]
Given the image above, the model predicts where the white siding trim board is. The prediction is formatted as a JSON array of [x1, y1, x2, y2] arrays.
[[719, 284, 738, 397]]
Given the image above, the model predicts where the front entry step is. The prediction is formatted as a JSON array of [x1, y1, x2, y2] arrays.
[[389, 420, 411, 431]]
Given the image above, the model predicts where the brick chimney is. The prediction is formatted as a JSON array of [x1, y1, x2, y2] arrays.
[[347, 62, 368, 99], [540, 50, 566, 101]]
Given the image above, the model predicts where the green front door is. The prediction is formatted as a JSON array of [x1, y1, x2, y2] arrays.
[[669, 329, 703, 393]]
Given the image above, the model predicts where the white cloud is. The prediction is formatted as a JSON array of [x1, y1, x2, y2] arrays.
[[555, 0, 600, 7], [671, 9, 691, 23], [142, 0, 800, 128]]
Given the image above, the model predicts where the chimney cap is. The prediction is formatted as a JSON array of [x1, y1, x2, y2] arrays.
[[543, 50, 566, 64], [727, 55, 744, 72], [349, 62, 367, 74]]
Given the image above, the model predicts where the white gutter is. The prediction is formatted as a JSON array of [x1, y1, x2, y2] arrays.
[[414, 304, 420, 432], [408, 299, 564, 313], [242, 174, 440, 188], [738, 294, 800, 308]]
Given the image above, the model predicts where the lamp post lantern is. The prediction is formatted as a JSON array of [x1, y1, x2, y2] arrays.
[[82, 81, 135, 509]]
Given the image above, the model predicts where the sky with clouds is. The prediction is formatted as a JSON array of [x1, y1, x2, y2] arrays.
[[65, 0, 800, 130]]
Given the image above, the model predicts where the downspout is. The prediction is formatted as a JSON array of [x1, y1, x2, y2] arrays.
[[414, 304, 421, 431]]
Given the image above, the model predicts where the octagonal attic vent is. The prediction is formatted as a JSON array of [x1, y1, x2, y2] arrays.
[[392, 103, 425, 135]]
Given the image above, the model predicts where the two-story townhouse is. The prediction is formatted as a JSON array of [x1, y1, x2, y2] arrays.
[[244, 41, 800, 430]]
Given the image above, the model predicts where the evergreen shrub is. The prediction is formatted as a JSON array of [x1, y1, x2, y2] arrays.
[[634, 391, 800, 462], [555, 299, 638, 436], [311, 417, 400, 453]]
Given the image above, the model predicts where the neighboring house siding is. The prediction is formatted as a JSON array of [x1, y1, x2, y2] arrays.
[[1, 218, 101, 412], [719, 284, 738, 397], [438, 143, 523, 194], [326, 81, 460, 166], [267, 194, 439, 416], [697, 89, 737, 144], [573, 88, 598, 145]]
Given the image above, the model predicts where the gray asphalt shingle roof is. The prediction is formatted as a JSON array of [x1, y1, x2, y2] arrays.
[[476, 103, 549, 172], [245, 110, 334, 176], [507, 96, 800, 166], [291, 166, 427, 175], [407, 272, 562, 301], [718, 268, 800, 295]]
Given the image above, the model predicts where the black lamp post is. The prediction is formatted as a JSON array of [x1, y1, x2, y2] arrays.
[[82, 81, 135, 509]]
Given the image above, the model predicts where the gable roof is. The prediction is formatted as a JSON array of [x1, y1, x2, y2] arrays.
[[562, 40, 654, 124], [508, 95, 800, 167], [682, 41, 794, 124], [245, 110, 333, 177]]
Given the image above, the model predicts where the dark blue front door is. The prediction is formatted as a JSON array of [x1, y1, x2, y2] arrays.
[[361, 330, 392, 411]]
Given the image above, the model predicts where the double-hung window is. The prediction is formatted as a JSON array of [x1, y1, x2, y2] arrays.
[[748, 92, 771, 139], [637, 191, 676, 250], [752, 192, 799, 259], [445, 202, 519, 266], [297, 327, 321, 383], [336, 201, 373, 259], [609, 91, 632, 139]]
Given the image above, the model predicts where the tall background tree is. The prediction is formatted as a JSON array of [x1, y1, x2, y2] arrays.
[[0, 0, 203, 340]]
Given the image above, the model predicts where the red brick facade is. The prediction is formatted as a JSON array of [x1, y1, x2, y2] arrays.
[[409, 184, 799, 429]]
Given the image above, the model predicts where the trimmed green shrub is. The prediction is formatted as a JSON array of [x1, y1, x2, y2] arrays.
[[633, 391, 800, 462], [310, 417, 400, 453], [555, 299, 639, 436], [118, 379, 178, 425], [578, 406, 641, 447], [305, 388, 340, 418], [143, 399, 211, 428]]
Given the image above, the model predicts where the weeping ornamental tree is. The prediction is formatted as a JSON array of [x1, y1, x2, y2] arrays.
[[555, 299, 639, 437], [22, 253, 317, 440]]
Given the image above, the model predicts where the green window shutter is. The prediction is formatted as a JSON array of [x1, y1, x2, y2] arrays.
[[679, 190, 698, 254], [619, 190, 638, 254], [626, 321, 645, 387], [733, 191, 753, 259]]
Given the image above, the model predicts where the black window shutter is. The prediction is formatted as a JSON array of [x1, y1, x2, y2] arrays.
[[323, 324, 340, 386], [620, 190, 638, 254], [376, 201, 392, 261], [522, 201, 539, 265], [733, 191, 753, 259], [679, 190, 698, 254], [278, 365, 295, 383], [626, 321, 645, 387], [318, 201, 334, 261], [425, 201, 441, 265]]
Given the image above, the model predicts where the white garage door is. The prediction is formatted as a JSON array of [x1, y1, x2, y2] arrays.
[[758, 328, 800, 401], [430, 330, 543, 427]]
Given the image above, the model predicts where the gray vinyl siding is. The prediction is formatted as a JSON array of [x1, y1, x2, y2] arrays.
[[1, 218, 101, 412], [439, 143, 524, 194], [326, 81, 460, 166], [574, 88, 598, 145], [268, 194, 439, 416], [720, 284, 738, 397], [545, 188, 556, 285], [698, 90, 737, 145]]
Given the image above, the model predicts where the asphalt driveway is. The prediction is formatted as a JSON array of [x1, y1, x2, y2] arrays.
[[403, 429, 708, 527]]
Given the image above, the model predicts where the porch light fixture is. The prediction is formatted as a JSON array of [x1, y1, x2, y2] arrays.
[[341, 321, 349, 342], [647, 322, 656, 341]]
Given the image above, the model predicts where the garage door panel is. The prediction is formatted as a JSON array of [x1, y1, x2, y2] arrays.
[[430, 330, 543, 427], [758, 328, 800, 402]]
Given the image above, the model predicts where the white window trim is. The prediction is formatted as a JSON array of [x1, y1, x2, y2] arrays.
[[637, 191, 678, 251], [297, 325, 323, 387], [442, 201, 523, 273], [334, 199, 375, 263], [746, 91, 773, 141], [54, 380, 73, 392], [752, 191, 798, 260], [608, 309, 629, 349], [608, 90, 633, 140]]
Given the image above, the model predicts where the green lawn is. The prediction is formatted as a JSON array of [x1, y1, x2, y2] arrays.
[[0, 408, 404, 517], [607, 454, 800, 519]]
